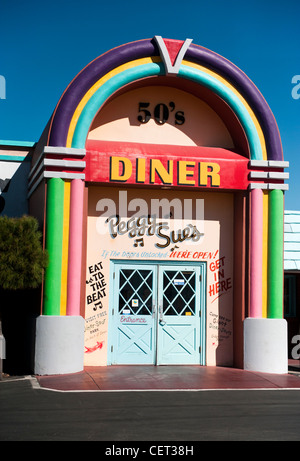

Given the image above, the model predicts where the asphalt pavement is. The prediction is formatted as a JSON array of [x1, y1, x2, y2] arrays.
[[1, 375, 300, 441]]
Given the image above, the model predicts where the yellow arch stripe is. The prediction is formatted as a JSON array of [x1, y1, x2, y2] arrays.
[[60, 179, 71, 315], [66, 57, 161, 147], [262, 190, 269, 318]]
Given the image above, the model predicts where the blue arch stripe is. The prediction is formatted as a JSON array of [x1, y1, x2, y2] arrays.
[[72, 62, 164, 148], [179, 65, 262, 160]]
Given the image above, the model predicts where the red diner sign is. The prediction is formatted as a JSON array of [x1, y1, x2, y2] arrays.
[[85, 140, 249, 190]]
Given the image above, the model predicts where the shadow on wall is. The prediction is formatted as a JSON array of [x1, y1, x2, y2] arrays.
[[0, 158, 30, 217]]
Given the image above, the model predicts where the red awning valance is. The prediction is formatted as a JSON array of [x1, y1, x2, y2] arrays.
[[85, 140, 249, 190]]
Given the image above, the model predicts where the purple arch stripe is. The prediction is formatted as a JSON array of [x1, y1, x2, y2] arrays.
[[48, 39, 157, 147], [48, 38, 283, 161]]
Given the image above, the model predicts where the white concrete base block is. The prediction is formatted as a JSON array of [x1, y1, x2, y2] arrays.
[[244, 318, 288, 374], [34, 315, 85, 375]]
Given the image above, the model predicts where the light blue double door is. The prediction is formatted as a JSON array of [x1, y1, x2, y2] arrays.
[[109, 262, 206, 365]]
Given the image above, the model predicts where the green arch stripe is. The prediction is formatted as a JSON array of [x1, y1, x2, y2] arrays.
[[71, 62, 263, 160], [267, 189, 284, 319], [43, 177, 65, 315]]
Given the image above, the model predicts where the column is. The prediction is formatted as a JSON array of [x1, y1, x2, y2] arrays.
[[66, 179, 84, 316], [249, 188, 263, 318], [35, 177, 85, 375], [267, 188, 284, 318], [244, 187, 287, 374], [43, 177, 64, 315]]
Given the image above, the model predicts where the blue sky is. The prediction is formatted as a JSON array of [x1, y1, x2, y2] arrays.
[[1, 0, 300, 210]]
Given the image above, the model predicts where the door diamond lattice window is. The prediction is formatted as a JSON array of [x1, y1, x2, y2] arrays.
[[119, 269, 153, 315], [163, 270, 196, 316]]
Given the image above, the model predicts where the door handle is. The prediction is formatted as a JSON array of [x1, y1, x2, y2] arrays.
[[159, 303, 166, 326], [152, 303, 156, 318]]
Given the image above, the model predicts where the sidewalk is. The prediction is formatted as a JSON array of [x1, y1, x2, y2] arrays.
[[35, 362, 300, 392]]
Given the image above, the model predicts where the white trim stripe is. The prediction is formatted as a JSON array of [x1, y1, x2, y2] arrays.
[[43, 146, 86, 156], [249, 160, 289, 168], [249, 171, 289, 180], [43, 159, 86, 169], [249, 183, 289, 190], [43, 171, 85, 180]]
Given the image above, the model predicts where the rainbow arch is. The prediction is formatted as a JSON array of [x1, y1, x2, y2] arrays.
[[39, 37, 287, 323], [47, 37, 282, 162]]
